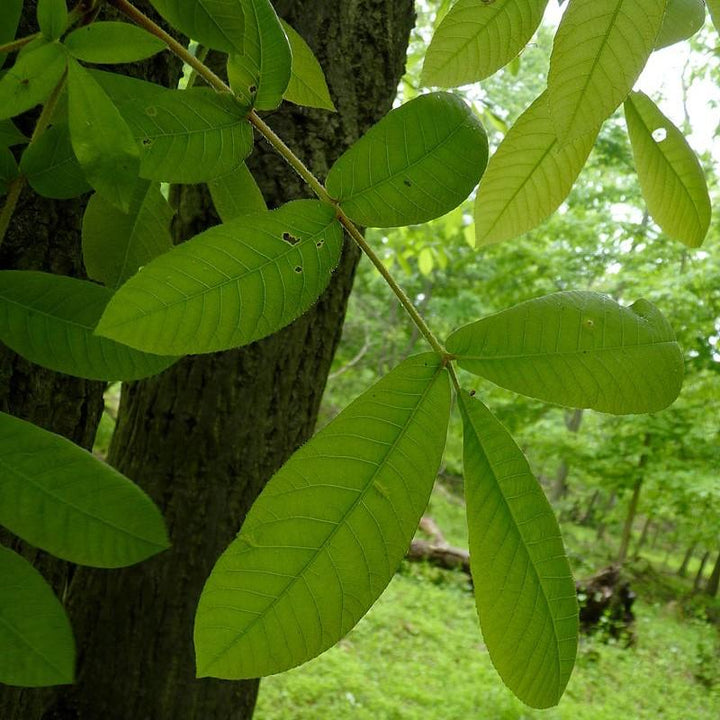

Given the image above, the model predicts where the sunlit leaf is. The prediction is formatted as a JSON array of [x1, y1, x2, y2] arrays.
[[149, 0, 245, 54], [91, 68, 167, 106], [207, 162, 266, 222], [459, 392, 577, 709], [82, 179, 174, 289], [280, 20, 335, 111], [547, 0, 666, 142], [0, 41, 67, 121], [0, 0, 23, 68], [624, 90, 710, 248], [0, 412, 170, 568], [194, 352, 451, 678], [96, 200, 344, 355], [64, 22, 166, 64], [19, 122, 92, 199], [474, 92, 597, 246], [119, 87, 253, 183], [0, 270, 178, 380], [37, 0, 68, 41], [708, 0, 720, 34], [447, 291, 684, 414], [418, 247, 434, 275], [655, 0, 705, 49], [226, 0, 291, 111], [326, 92, 488, 227], [0, 545, 74, 687], [67, 58, 139, 212], [422, 0, 549, 87]]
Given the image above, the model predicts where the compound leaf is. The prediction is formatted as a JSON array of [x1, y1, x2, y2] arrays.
[[474, 92, 597, 246], [0, 545, 74, 687], [0, 412, 170, 568], [96, 200, 343, 355], [547, 0, 666, 142], [459, 392, 577, 709], [207, 162, 266, 222], [624, 90, 710, 248], [194, 352, 451, 678], [422, 0, 549, 87], [326, 92, 488, 227], [82, 179, 174, 288], [0, 270, 178, 380], [447, 291, 683, 414], [64, 21, 166, 64]]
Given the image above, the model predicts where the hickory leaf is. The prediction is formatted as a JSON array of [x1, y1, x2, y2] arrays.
[[64, 22, 166, 64], [654, 0, 705, 49], [0, 119, 28, 147], [709, 0, 720, 34], [547, 0, 667, 142], [474, 91, 597, 246], [326, 92, 488, 227], [96, 200, 343, 355], [0, 271, 178, 381], [0, 0, 23, 68], [459, 392, 577, 709], [0, 412, 170, 568], [37, 0, 68, 42], [207, 162, 267, 222], [422, 0, 549, 87], [624, 90, 710, 248], [0, 545, 74, 687], [447, 291, 684, 414], [194, 352, 451, 678], [82, 179, 174, 288]]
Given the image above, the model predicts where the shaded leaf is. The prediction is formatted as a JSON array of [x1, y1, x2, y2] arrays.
[[459, 392, 577, 709], [624, 90, 710, 248], [96, 200, 343, 355], [474, 92, 597, 246], [37, 0, 68, 41], [0, 270, 178, 380], [447, 291, 683, 414], [119, 87, 253, 183], [0, 146, 17, 194], [64, 21, 166, 64], [194, 353, 451, 678], [19, 122, 92, 199], [0, 119, 28, 147], [67, 58, 139, 212], [655, 0, 705, 49], [0, 545, 74, 687], [422, 0, 549, 87], [82, 179, 174, 288], [326, 92, 488, 227], [0, 0, 23, 68], [207, 162, 266, 222], [0, 41, 67, 121], [280, 20, 335, 111], [0, 411, 170, 568], [547, 0, 666, 142]]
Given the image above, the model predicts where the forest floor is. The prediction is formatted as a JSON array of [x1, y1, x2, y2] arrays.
[[254, 481, 720, 720]]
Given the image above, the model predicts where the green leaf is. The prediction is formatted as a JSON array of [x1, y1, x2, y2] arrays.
[[96, 200, 344, 355], [0, 0, 23, 68], [708, 0, 720, 34], [458, 392, 577, 709], [0, 146, 17, 194], [67, 58, 139, 212], [91, 68, 167, 106], [474, 92, 597, 246], [64, 21, 166, 64], [149, 0, 245, 54], [207, 162, 266, 222], [421, 0, 549, 87], [0, 41, 67, 121], [119, 87, 253, 184], [326, 92, 488, 227], [418, 247, 434, 276], [0, 411, 170, 568], [0, 270, 178, 380], [547, 0, 667, 142], [226, 0, 292, 111], [82, 180, 174, 289], [447, 291, 684, 414], [194, 352, 451, 679], [624, 90, 710, 248], [37, 0, 68, 41], [0, 545, 74, 687], [655, 0, 705, 49], [19, 122, 92, 199], [0, 119, 28, 147], [280, 20, 335, 111]]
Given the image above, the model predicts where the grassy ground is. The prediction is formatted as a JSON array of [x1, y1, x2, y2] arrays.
[[254, 484, 720, 719]]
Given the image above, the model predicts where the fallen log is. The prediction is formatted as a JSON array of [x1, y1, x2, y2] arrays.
[[407, 538, 471, 575]]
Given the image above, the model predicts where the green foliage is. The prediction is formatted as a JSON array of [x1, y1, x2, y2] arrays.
[[655, 0, 706, 49], [194, 353, 451, 678], [0, 147, 17, 195], [0, 119, 27, 148], [207, 162, 267, 222], [37, 0, 68, 42], [64, 22, 166, 64], [0, 545, 74, 687], [0, 0, 22, 68]]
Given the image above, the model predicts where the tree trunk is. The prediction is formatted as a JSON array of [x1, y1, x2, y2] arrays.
[[551, 408, 583, 502], [14, 3, 415, 719], [694, 550, 710, 591], [617, 433, 652, 565], [580, 489, 600, 526], [633, 515, 652, 559], [678, 543, 696, 578], [706, 549, 720, 597]]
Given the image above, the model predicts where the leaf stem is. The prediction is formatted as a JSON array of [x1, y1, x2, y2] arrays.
[[0, 33, 40, 55], [106, 0, 448, 357]]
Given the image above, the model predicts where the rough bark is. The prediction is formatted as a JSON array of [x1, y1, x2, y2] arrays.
[[12, 2, 415, 719]]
